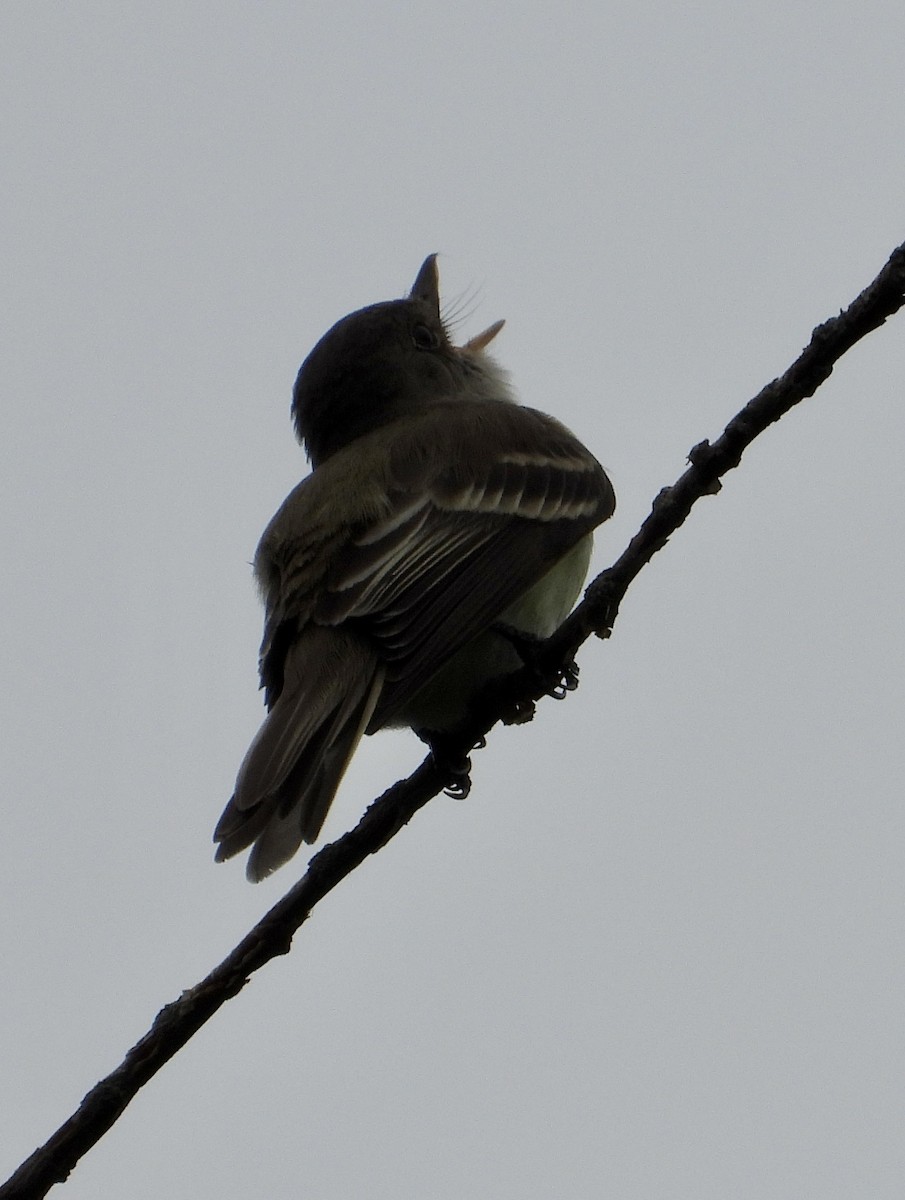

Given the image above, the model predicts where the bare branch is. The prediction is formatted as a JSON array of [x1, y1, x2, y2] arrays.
[[3, 239, 904, 1200]]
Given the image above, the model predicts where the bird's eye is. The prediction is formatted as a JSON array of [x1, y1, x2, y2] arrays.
[[411, 323, 440, 350]]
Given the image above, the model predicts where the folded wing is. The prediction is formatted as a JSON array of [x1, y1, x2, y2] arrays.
[[216, 400, 615, 878]]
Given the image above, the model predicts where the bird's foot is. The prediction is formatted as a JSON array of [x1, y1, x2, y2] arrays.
[[418, 730, 486, 799], [492, 623, 581, 703], [549, 658, 580, 699]]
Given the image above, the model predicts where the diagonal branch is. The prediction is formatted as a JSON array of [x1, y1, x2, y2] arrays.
[[3, 239, 904, 1200]]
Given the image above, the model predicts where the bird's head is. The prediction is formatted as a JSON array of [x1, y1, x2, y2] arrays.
[[292, 255, 508, 465]]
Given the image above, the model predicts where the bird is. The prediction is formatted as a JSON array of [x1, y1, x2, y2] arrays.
[[214, 256, 616, 880]]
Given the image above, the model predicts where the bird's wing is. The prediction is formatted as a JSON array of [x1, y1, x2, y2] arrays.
[[259, 400, 615, 728], [218, 401, 613, 875]]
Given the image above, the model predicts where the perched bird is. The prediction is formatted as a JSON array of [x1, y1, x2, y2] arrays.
[[215, 256, 615, 880]]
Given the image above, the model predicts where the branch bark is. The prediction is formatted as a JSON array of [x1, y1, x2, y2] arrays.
[[4, 240, 904, 1200]]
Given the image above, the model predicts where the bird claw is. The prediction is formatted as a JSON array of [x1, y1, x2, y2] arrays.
[[492, 622, 581, 702], [421, 732, 485, 799], [443, 771, 472, 800], [549, 660, 580, 700], [438, 747, 472, 799]]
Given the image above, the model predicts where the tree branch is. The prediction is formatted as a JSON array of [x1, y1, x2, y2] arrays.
[[4, 239, 904, 1200]]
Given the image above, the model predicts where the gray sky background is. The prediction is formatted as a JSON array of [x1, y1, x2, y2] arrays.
[[3, 4, 905, 1197]]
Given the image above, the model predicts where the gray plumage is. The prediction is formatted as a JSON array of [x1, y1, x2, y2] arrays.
[[214, 256, 615, 880]]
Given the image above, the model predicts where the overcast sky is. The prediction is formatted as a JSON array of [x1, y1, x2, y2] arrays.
[[3, 4, 905, 1198]]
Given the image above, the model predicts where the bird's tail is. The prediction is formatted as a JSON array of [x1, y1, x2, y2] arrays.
[[214, 628, 384, 881]]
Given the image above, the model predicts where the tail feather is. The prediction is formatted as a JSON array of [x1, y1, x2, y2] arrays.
[[214, 628, 384, 880]]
